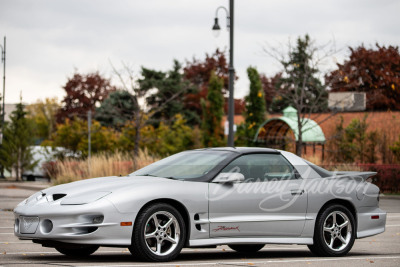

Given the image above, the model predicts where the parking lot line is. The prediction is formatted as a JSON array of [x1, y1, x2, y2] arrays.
[[3, 250, 129, 255], [0, 242, 31, 244], [76, 256, 400, 267]]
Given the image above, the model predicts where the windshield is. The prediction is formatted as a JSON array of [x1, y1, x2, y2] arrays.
[[131, 150, 233, 180]]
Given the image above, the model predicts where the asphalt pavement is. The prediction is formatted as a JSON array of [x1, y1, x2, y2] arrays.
[[1, 181, 399, 267]]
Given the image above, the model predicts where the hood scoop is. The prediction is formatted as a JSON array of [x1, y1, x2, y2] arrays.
[[48, 194, 67, 201]]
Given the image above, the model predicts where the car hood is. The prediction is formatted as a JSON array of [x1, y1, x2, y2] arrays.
[[36, 175, 179, 204]]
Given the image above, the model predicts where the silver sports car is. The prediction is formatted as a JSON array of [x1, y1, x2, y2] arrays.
[[14, 147, 386, 261]]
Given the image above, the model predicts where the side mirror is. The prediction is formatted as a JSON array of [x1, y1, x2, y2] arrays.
[[212, 172, 245, 184]]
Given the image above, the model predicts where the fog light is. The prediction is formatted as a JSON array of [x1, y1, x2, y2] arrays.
[[40, 219, 53, 234], [14, 218, 20, 233], [92, 216, 104, 224]]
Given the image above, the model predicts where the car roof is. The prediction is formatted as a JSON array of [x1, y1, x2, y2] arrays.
[[194, 147, 279, 154]]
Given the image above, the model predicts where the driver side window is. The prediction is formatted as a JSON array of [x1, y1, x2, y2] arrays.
[[221, 153, 296, 182]]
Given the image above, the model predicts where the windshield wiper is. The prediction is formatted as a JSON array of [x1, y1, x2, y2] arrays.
[[140, 174, 159, 177], [164, 176, 184, 181], [137, 174, 183, 180]]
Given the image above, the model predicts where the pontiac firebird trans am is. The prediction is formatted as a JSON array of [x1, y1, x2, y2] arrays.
[[14, 147, 386, 262]]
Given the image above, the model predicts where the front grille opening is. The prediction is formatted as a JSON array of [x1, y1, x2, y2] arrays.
[[86, 227, 98, 234], [52, 194, 67, 201], [72, 227, 98, 235]]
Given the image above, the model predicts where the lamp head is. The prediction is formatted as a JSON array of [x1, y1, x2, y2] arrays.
[[212, 17, 221, 37]]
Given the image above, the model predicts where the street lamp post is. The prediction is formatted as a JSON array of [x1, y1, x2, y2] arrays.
[[0, 36, 6, 145], [0, 36, 6, 178], [212, 0, 235, 147]]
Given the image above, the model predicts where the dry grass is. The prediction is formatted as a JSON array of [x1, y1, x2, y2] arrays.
[[53, 150, 159, 185]]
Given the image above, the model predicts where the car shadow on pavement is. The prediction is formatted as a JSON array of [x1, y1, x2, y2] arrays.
[[15, 250, 394, 265]]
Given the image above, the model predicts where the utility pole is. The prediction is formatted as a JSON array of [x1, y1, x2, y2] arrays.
[[88, 110, 91, 176], [227, 0, 234, 147], [212, 1, 235, 147], [0, 36, 6, 179]]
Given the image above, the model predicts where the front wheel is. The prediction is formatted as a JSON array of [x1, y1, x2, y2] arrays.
[[129, 203, 186, 261], [55, 245, 99, 257], [228, 244, 264, 253], [308, 204, 355, 257]]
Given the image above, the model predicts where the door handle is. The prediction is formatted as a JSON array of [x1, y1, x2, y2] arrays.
[[291, 190, 304, 196]]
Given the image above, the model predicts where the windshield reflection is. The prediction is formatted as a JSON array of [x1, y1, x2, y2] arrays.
[[131, 151, 232, 180]]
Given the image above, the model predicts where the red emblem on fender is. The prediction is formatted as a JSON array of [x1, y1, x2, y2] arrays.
[[213, 226, 240, 232]]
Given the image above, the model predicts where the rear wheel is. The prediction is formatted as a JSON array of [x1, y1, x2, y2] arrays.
[[228, 244, 264, 253], [308, 204, 355, 257], [129, 203, 186, 261], [55, 245, 99, 257]]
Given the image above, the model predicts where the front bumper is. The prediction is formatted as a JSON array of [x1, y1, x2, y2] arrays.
[[14, 198, 136, 246]]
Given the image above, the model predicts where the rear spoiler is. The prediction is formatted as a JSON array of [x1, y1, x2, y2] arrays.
[[330, 171, 377, 181]]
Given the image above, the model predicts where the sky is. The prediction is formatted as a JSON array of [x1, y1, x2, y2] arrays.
[[1, 0, 399, 104]]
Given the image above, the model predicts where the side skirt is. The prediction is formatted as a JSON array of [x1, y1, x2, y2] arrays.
[[189, 237, 313, 247]]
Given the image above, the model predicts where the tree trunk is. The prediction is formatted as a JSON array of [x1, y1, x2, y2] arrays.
[[133, 121, 140, 167], [15, 165, 19, 181], [132, 104, 141, 169], [296, 113, 303, 157]]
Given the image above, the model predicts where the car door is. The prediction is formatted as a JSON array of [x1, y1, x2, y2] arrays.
[[208, 153, 307, 238]]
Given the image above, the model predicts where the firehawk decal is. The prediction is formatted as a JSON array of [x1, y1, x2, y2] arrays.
[[213, 226, 240, 232]]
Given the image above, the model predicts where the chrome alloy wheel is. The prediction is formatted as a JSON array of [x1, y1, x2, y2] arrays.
[[144, 211, 180, 256], [323, 211, 352, 251]]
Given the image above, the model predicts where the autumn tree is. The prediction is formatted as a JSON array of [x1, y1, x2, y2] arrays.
[[95, 90, 135, 129], [141, 114, 198, 157], [139, 60, 196, 126], [49, 118, 118, 157], [201, 72, 225, 147], [0, 102, 37, 180], [242, 67, 266, 146], [57, 72, 116, 122], [390, 135, 400, 162], [328, 115, 379, 163], [260, 73, 281, 112], [326, 44, 400, 110], [111, 62, 193, 158], [327, 117, 353, 163], [184, 49, 230, 119], [26, 97, 60, 144], [264, 34, 330, 156]]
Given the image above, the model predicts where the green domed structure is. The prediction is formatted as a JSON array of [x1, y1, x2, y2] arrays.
[[254, 106, 326, 154]]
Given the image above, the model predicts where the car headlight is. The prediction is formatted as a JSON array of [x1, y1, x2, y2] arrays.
[[17, 191, 43, 206], [60, 191, 111, 205]]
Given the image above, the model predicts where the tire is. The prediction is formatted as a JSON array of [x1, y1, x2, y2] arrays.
[[55, 245, 99, 257], [308, 204, 355, 257], [228, 244, 264, 253], [129, 203, 186, 262]]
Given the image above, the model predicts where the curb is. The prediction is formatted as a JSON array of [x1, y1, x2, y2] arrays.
[[0, 182, 50, 191], [380, 195, 400, 200]]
